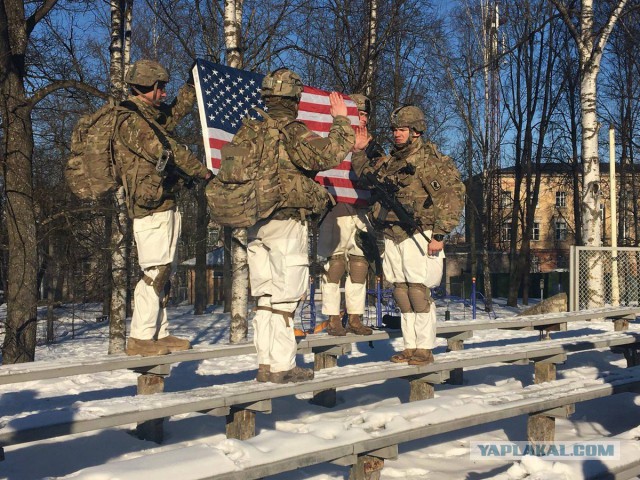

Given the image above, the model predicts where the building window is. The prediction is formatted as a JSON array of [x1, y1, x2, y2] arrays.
[[502, 221, 512, 242], [556, 191, 566, 207], [500, 191, 513, 208], [555, 220, 567, 241], [532, 221, 540, 241]]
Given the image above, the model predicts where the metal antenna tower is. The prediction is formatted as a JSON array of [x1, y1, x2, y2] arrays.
[[483, 0, 502, 248]]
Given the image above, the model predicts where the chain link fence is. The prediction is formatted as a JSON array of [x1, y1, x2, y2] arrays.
[[570, 246, 640, 310]]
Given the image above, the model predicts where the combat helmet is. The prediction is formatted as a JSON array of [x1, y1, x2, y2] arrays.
[[390, 105, 426, 134], [349, 94, 372, 114], [125, 59, 169, 87], [261, 68, 304, 100]]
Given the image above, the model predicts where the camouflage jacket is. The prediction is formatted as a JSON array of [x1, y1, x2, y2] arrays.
[[113, 84, 210, 219], [268, 114, 355, 220], [352, 137, 465, 243]]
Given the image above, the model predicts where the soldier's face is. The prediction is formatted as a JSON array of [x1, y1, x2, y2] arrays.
[[358, 111, 369, 128], [140, 82, 167, 106], [392, 127, 420, 146], [393, 127, 411, 145]]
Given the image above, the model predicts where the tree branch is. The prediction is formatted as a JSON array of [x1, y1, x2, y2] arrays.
[[548, 0, 582, 50], [26, 0, 59, 36], [29, 80, 108, 110]]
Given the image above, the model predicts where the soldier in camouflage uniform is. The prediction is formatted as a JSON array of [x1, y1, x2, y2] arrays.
[[352, 105, 465, 365], [247, 68, 355, 383], [112, 59, 212, 357], [318, 94, 384, 337]]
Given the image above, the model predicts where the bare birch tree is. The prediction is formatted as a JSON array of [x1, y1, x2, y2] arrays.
[[224, 0, 249, 343], [108, 0, 133, 354], [550, 0, 629, 306]]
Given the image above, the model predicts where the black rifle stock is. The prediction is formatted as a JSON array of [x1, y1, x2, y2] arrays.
[[363, 172, 431, 243]]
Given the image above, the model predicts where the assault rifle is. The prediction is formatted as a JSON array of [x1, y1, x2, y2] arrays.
[[156, 149, 198, 188], [362, 171, 432, 244]]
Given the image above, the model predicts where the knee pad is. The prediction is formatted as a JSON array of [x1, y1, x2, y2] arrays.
[[325, 255, 346, 284], [408, 283, 432, 313], [393, 282, 412, 313], [348, 255, 368, 284]]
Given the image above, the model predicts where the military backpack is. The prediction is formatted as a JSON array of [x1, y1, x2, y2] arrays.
[[65, 101, 125, 201], [206, 109, 290, 227]]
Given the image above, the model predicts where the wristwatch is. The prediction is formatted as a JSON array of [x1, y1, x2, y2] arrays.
[[432, 234, 445, 242]]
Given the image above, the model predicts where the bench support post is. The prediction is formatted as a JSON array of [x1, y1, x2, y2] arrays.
[[312, 352, 337, 407], [226, 408, 255, 440], [311, 345, 351, 407], [623, 346, 640, 367], [527, 414, 555, 443], [534, 362, 556, 384], [348, 446, 396, 480], [409, 379, 434, 401], [528, 404, 574, 444], [225, 400, 272, 440], [135, 373, 166, 443], [444, 331, 472, 385], [614, 318, 630, 332], [349, 455, 384, 480], [406, 371, 447, 401]]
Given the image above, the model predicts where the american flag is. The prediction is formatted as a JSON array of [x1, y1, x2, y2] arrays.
[[193, 59, 369, 205]]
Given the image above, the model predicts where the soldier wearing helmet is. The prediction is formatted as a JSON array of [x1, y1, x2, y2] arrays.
[[246, 68, 355, 383], [113, 59, 212, 357], [318, 93, 385, 337], [352, 104, 465, 366]]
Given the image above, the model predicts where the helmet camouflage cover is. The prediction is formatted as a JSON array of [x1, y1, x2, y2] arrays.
[[349, 94, 371, 114], [390, 105, 426, 134], [125, 59, 169, 87], [261, 68, 304, 100]]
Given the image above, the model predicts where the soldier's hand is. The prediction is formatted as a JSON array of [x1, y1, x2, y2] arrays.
[[329, 92, 348, 118], [428, 238, 444, 256], [353, 126, 370, 152]]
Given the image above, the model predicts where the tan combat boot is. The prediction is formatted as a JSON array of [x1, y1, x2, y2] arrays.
[[256, 364, 271, 382], [390, 349, 415, 363], [269, 366, 314, 384], [347, 314, 373, 335], [156, 335, 192, 352], [325, 314, 347, 336], [408, 348, 434, 366], [126, 338, 170, 357]]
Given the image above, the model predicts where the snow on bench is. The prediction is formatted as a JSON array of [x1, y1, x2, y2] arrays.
[[60, 366, 640, 480], [1, 305, 636, 386], [2, 330, 639, 452]]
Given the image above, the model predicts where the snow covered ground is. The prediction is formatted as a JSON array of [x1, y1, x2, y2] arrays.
[[1, 297, 640, 480]]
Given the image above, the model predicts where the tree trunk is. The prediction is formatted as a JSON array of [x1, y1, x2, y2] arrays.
[[1, 0, 39, 363], [108, 0, 132, 354], [225, 0, 248, 343], [552, 0, 629, 307], [109, 191, 128, 354]]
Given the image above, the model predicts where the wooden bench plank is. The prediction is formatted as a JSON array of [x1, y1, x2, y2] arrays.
[[2, 330, 639, 450], [2, 306, 637, 386], [64, 366, 640, 480]]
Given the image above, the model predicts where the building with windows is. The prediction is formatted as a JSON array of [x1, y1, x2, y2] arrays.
[[470, 162, 640, 273]]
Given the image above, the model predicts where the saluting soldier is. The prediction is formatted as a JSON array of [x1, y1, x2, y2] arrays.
[[113, 59, 211, 357], [318, 94, 385, 337], [244, 68, 355, 383], [352, 105, 465, 365]]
